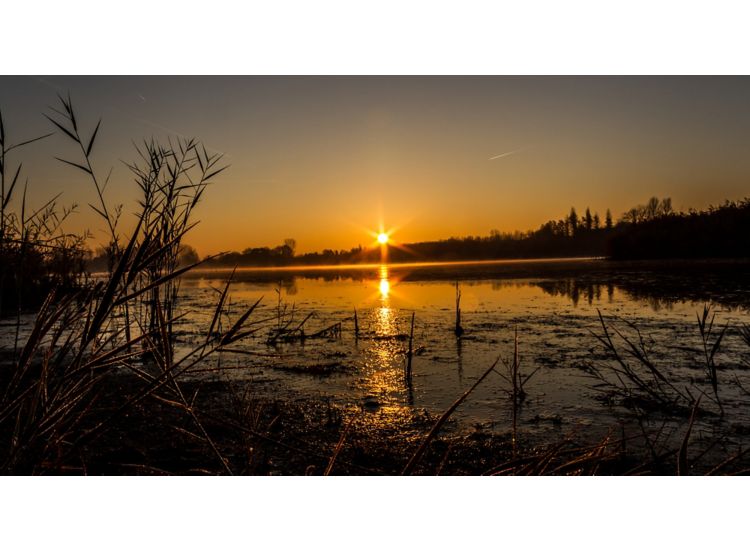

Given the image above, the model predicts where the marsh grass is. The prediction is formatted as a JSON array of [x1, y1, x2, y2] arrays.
[[491, 328, 540, 454], [483, 433, 624, 475], [589, 309, 701, 414], [0, 95, 267, 473], [696, 305, 726, 414], [589, 304, 738, 420]]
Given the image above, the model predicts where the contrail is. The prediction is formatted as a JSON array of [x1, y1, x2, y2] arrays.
[[488, 148, 523, 161], [32, 76, 65, 92]]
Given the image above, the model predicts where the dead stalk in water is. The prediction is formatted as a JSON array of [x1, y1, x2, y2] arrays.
[[677, 396, 702, 475], [405, 311, 415, 382], [324, 419, 352, 476], [454, 282, 464, 337], [697, 305, 725, 415]]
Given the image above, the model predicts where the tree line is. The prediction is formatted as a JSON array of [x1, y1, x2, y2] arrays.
[[608, 197, 750, 259], [83, 196, 750, 269]]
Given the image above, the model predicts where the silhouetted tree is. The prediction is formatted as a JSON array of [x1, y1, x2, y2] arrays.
[[177, 244, 200, 267], [660, 197, 673, 216], [605, 209, 613, 230], [284, 238, 297, 256], [593, 212, 601, 230], [568, 207, 579, 236], [645, 196, 660, 220], [584, 207, 593, 231], [623, 207, 639, 225], [609, 198, 750, 260], [618, 197, 674, 226]]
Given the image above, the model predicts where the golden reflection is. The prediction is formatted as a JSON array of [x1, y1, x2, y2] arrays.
[[375, 265, 393, 336], [363, 263, 403, 408], [375, 306, 395, 338], [378, 264, 390, 300], [361, 290, 406, 424]]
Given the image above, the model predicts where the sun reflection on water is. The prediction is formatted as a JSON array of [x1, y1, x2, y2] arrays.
[[378, 264, 390, 299], [354, 264, 411, 420], [375, 265, 395, 336]]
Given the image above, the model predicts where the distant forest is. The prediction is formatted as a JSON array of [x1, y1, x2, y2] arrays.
[[86, 197, 750, 270]]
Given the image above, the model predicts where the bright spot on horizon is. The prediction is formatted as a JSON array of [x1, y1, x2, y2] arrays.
[[377, 232, 389, 244]]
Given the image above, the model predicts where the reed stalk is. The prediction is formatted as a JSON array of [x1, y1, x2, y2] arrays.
[[404, 311, 416, 383], [454, 282, 464, 337]]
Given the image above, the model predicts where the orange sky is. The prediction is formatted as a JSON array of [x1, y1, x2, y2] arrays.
[[2, 76, 750, 255]]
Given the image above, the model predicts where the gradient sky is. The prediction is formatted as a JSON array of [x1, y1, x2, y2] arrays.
[[1, 76, 749, 255]]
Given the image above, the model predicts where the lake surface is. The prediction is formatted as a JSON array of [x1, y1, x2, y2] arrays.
[[173, 258, 750, 450]]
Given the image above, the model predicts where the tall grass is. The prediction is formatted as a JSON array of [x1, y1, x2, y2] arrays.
[[0, 96, 263, 473]]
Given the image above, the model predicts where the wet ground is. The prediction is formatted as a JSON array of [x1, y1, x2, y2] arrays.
[[159, 258, 750, 460]]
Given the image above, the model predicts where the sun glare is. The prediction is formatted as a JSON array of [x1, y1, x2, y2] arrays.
[[377, 232, 389, 244]]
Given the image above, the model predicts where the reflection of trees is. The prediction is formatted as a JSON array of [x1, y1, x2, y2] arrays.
[[534, 278, 684, 310], [535, 280, 591, 307], [531, 274, 750, 311], [485, 272, 749, 312], [281, 278, 298, 296]]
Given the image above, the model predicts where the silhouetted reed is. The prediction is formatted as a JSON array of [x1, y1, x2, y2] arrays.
[[483, 432, 623, 475], [402, 356, 499, 475], [405, 311, 415, 382], [696, 305, 726, 414], [589, 306, 732, 416], [454, 282, 464, 337], [0, 95, 267, 473], [491, 328, 540, 454]]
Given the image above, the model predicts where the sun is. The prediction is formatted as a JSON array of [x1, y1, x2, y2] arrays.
[[377, 232, 389, 244]]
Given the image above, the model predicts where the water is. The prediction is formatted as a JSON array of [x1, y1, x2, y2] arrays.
[[172, 258, 750, 448]]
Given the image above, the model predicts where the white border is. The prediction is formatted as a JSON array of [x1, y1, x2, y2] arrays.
[[1, 476, 747, 549], [3, 0, 750, 74], [2, 2, 749, 549]]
